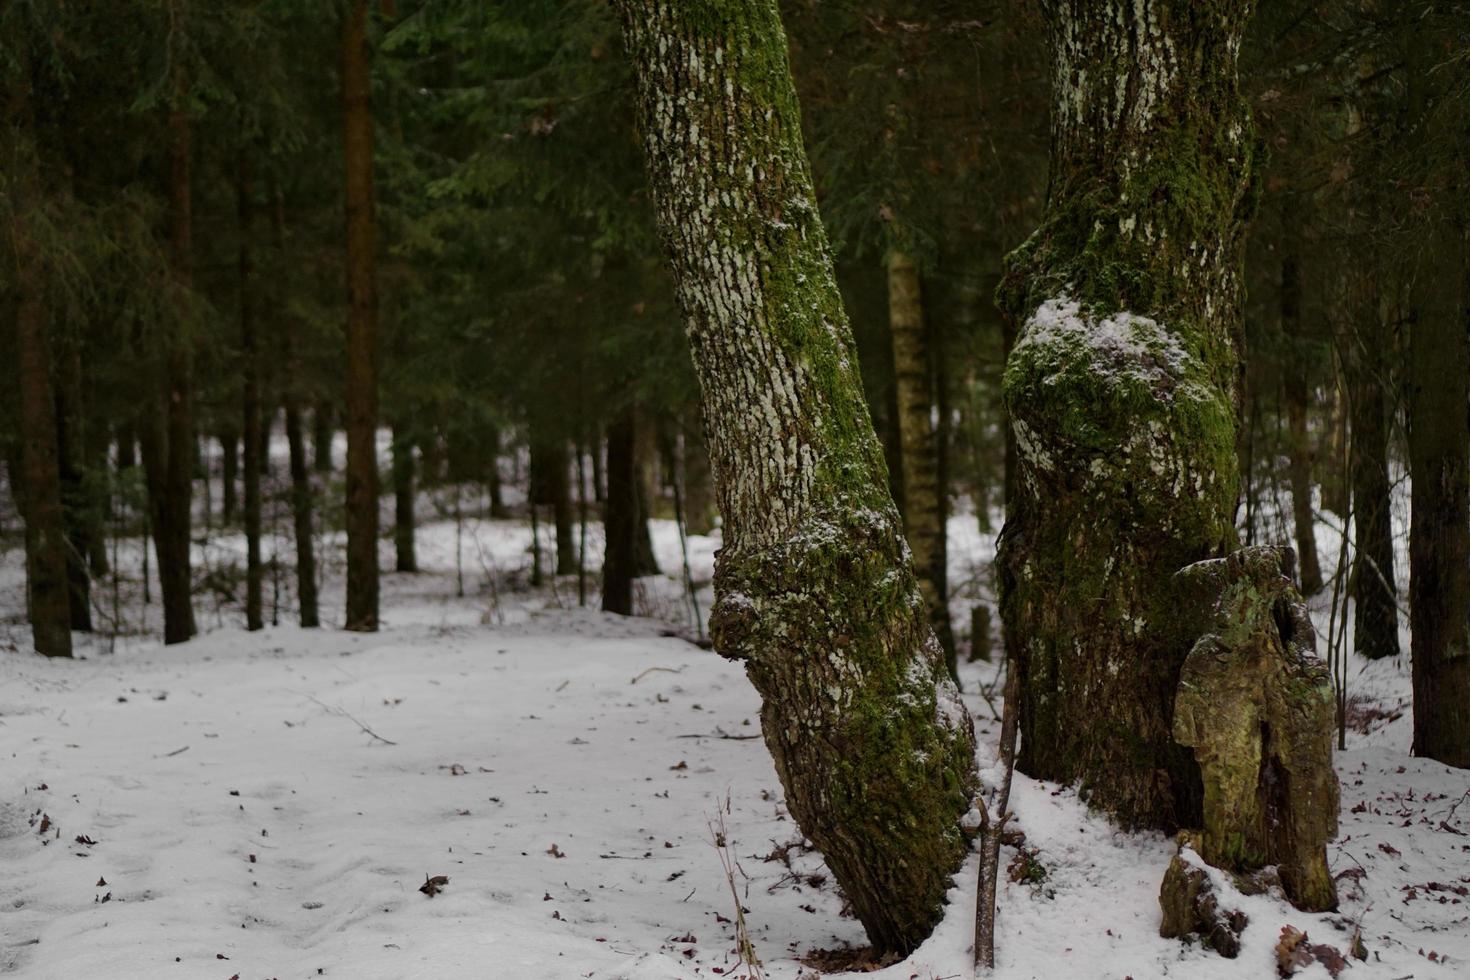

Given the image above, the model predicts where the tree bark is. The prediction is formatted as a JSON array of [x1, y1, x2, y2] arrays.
[[239, 156, 264, 632], [392, 424, 417, 573], [996, 0, 1259, 828], [342, 0, 379, 631], [1345, 272, 1400, 660], [551, 441, 575, 576], [312, 402, 334, 473], [614, 1, 976, 954], [888, 250, 956, 679], [140, 86, 198, 646], [9, 75, 73, 657], [601, 411, 637, 616], [220, 428, 239, 524]]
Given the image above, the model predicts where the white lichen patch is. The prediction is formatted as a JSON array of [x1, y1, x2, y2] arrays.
[[1016, 295, 1194, 398]]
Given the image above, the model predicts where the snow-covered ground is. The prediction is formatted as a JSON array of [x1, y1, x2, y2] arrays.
[[2, 486, 1466, 979]]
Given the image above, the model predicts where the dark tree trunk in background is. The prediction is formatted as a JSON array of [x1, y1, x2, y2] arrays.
[[602, 411, 637, 616], [10, 74, 73, 656], [285, 398, 320, 627], [240, 157, 264, 632], [55, 336, 93, 632], [1281, 205, 1323, 595], [486, 424, 508, 518], [220, 429, 239, 524], [550, 441, 575, 576], [681, 418, 716, 534], [392, 424, 417, 573], [633, 418, 661, 576], [997, 0, 1259, 828], [615, 0, 976, 954], [1345, 274, 1399, 660], [140, 88, 198, 646], [342, 0, 379, 631], [888, 250, 956, 679], [312, 402, 334, 473]]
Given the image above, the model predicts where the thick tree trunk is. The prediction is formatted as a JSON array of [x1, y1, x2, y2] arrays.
[[342, 0, 379, 631], [996, 0, 1258, 828], [1280, 209, 1323, 595], [141, 91, 198, 646], [614, 1, 976, 954], [10, 82, 73, 656], [601, 411, 637, 616], [888, 250, 955, 678], [240, 157, 264, 632], [391, 424, 417, 573], [1345, 274, 1399, 661]]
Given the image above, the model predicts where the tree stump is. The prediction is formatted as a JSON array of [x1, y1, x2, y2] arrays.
[[1170, 547, 1338, 914]]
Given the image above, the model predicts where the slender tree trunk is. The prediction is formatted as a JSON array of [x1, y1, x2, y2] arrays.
[[240, 156, 264, 632], [888, 250, 955, 678], [116, 424, 137, 470], [486, 424, 508, 518], [550, 441, 575, 576], [392, 424, 417, 572], [1281, 206, 1324, 594], [220, 428, 239, 524], [602, 410, 637, 616], [342, 0, 379, 631], [634, 417, 660, 576], [614, 1, 976, 953], [590, 426, 605, 504], [996, 0, 1258, 828], [312, 402, 334, 473], [1345, 273, 1400, 660], [285, 398, 320, 627], [54, 335, 93, 632], [9, 77, 73, 657]]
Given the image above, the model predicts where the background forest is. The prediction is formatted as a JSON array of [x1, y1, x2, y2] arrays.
[[2, 2, 1468, 979]]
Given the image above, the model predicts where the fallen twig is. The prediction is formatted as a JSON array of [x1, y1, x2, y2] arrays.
[[303, 695, 398, 746], [975, 655, 1020, 971]]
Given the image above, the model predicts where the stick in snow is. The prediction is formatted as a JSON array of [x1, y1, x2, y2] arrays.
[[304, 695, 398, 745], [975, 657, 1020, 971]]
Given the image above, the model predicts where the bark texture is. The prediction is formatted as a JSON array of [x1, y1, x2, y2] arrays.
[[614, 0, 976, 954], [996, 0, 1258, 828], [887, 250, 956, 679], [342, 0, 379, 631]]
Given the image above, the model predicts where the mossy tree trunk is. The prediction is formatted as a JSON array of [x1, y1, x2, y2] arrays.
[[613, 0, 976, 954], [996, 0, 1258, 828], [888, 251, 957, 680], [342, 0, 379, 632]]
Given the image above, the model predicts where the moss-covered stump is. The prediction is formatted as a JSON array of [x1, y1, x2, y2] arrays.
[[1171, 547, 1339, 912], [1158, 836, 1248, 958]]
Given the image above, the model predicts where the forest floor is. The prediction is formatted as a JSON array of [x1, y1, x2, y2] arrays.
[[1, 487, 1467, 979]]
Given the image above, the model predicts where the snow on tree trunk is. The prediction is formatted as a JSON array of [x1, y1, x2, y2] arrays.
[[997, 0, 1261, 828], [612, 0, 976, 955]]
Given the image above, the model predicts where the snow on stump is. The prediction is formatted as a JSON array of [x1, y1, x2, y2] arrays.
[[1169, 546, 1339, 914], [1158, 836, 1247, 958]]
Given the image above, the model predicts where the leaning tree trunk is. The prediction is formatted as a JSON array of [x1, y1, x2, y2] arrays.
[[342, 0, 379, 631], [996, 0, 1259, 828], [9, 76, 73, 657], [887, 249, 956, 679], [614, 0, 976, 954]]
